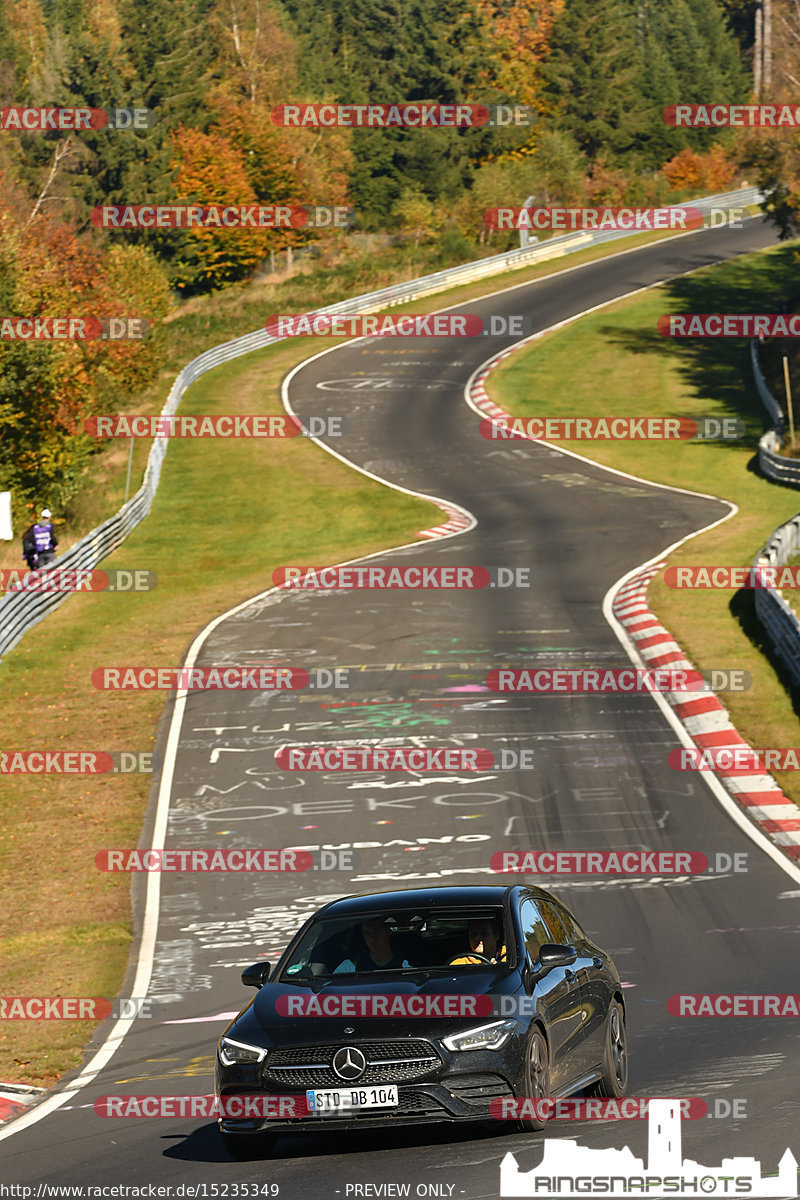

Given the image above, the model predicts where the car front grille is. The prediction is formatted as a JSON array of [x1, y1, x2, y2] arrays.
[[263, 1039, 440, 1089]]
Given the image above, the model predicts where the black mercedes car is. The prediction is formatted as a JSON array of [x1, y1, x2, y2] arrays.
[[214, 885, 627, 1158]]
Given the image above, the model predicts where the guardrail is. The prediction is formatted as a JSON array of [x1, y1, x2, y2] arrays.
[[750, 338, 800, 683], [0, 185, 765, 662], [752, 339, 800, 486], [753, 516, 800, 690]]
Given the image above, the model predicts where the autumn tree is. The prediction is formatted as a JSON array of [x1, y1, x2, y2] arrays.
[[0, 206, 171, 520], [472, 0, 565, 106], [745, 0, 800, 236]]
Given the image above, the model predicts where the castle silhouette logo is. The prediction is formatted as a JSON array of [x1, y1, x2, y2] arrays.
[[500, 1100, 797, 1198]]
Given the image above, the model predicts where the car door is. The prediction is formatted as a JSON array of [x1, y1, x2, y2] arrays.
[[520, 898, 590, 1094], [552, 898, 612, 1072]]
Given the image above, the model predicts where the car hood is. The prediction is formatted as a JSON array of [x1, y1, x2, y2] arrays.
[[225, 969, 520, 1046]]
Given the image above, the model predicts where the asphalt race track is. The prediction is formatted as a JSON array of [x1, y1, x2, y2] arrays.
[[3, 219, 799, 1197]]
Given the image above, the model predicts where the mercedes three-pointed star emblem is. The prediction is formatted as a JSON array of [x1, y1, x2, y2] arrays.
[[332, 1045, 366, 1081]]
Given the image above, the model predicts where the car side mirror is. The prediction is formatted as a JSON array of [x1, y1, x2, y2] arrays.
[[538, 943, 577, 971], [241, 962, 271, 988]]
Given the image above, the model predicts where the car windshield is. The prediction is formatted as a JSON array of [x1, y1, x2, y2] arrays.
[[279, 906, 510, 979]]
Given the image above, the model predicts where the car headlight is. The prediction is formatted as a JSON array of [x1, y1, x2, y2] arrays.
[[218, 1036, 267, 1066], [442, 1019, 517, 1052]]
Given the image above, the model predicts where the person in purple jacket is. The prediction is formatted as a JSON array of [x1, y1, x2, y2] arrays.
[[32, 508, 58, 567]]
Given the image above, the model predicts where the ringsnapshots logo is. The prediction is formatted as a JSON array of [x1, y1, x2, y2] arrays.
[[499, 1099, 798, 1197], [479, 417, 745, 442], [265, 313, 531, 338], [0, 106, 155, 131], [90, 666, 349, 690], [270, 102, 536, 128], [84, 414, 347, 439], [90, 205, 353, 230], [273, 565, 531, 589]]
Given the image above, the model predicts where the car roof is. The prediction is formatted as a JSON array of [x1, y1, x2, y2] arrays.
[[314, 885, 519, 917]]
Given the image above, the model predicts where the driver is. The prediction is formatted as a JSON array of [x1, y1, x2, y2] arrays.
[[334, 917, 412, 973], [450, 917, 507, 966]]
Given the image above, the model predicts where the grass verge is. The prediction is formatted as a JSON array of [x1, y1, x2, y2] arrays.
[[487, 240, 800, 808]]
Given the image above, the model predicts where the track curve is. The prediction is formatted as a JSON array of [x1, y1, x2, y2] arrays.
[[3, 219, 798, 1198]]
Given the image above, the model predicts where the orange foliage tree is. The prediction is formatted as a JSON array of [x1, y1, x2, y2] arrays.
[[473, 0, 566, 106], [662, 144, 736, 193], [0, 205, 171, 518]]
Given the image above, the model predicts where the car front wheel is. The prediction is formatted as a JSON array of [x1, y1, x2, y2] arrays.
[[517, 1027, 550, 1132]]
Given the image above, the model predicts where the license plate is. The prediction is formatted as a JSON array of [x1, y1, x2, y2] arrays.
[[305, 1084, 399, 1112]]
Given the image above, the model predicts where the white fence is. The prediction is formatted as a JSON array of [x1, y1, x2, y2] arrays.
[[0, 186, 765, 661]]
